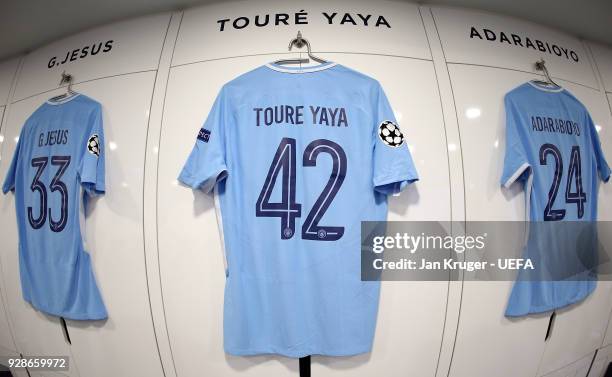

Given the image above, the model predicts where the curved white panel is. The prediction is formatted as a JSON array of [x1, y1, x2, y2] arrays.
[[448, 64, 551, 377], [590, 43, 612, 93], [141, 11, 184, 377], [588, 344, 612, 377], [28, 371, 68, 377], [9, 368, 30, 377], [539, 284, 612, 375], [0, 295, 15, 354], [450, 64, 537, 222], [536, 83, 612, 374], [0, 58, 19, 356], [61, 73, 164, 377], [0, 99, 77, 377], [605, 309, 612, 348], [418, 11, 467, 377], [538, 353, 593, 377], [0, 72, 165, 377], [596, 93, 612, 221], [430, 7, 598, 89], [172, 0, 430, 66], [13, 13, 171, 101], [0, 58, 20, 106], [0, 105, 17, 355], [157, 53, 449, 376]]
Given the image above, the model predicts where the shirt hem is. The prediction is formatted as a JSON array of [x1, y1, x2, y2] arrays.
[[225, 345, 372, 358], [504, 283, 595, 317], [25, 298, 108, 321]]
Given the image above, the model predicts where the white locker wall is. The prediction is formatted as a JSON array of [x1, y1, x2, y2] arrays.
[[539, 353, 593, 377], [29, 371, 70, 377], [0, 1, 610, 377], [589, 41, 612, 371], [0, 58, 20, 106], [0, 56, 21, 362], [588, 344, 612, 377], [444, 64, 551, 377], [590, 42, 612, 94]]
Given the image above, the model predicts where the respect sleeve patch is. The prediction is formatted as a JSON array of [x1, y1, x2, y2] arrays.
[[197, 128, 211, 143], [87, 134, 100, 156]]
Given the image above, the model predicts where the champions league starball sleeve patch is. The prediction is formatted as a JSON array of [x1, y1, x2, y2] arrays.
[[87, 134, 100, 157], [378, 120, 404, 147]]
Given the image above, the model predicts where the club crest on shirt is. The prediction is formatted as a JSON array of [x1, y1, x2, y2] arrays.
[[198, 128, 211, 142], [378, 121, 404, 147], [87, 134, 100, 156]]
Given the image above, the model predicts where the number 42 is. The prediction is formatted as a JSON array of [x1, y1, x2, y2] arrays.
[[256, 138, 347, 241]]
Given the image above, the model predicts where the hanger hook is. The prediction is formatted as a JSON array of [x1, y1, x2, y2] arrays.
[[274, 31, 327, 65], [534, 58, 560, 87], [535, 58, 552, 78], [288, 31, 313, 56], [288, 31, 308, 50], [59, 71, 74, 93], [59, 71, 72, 85], [295, 31, 305, 49]]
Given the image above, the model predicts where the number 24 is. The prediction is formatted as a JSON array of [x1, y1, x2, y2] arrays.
[[539, 144, 586, 221]]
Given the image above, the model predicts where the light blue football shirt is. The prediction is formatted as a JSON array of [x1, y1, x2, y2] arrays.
[[179, 62, 418, 357], [3, 93, 107, 320], [501, 81, 610, 317]]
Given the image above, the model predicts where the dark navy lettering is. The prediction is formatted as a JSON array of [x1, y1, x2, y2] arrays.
[[254, 105, 347, 127]]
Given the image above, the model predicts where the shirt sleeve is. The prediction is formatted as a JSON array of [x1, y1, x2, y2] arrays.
[[501, 95, 531, 188], [178, 86, 229, 193], [372, 82, 419, 195], [586, 113, 610, 183], [2, 127, 24, 194], [79, 103, 106, 196]]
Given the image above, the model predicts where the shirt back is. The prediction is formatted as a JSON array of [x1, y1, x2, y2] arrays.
[[3, 93, 107, 320], [179, 62, 418, 357], [501, 82, 610, 316]]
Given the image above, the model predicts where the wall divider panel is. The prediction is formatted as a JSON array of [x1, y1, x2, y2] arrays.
[[0, 56, 21, 359], [588, 344, 612, 377], [587, 40, 612, 357], [0, 58, 20, 107]]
